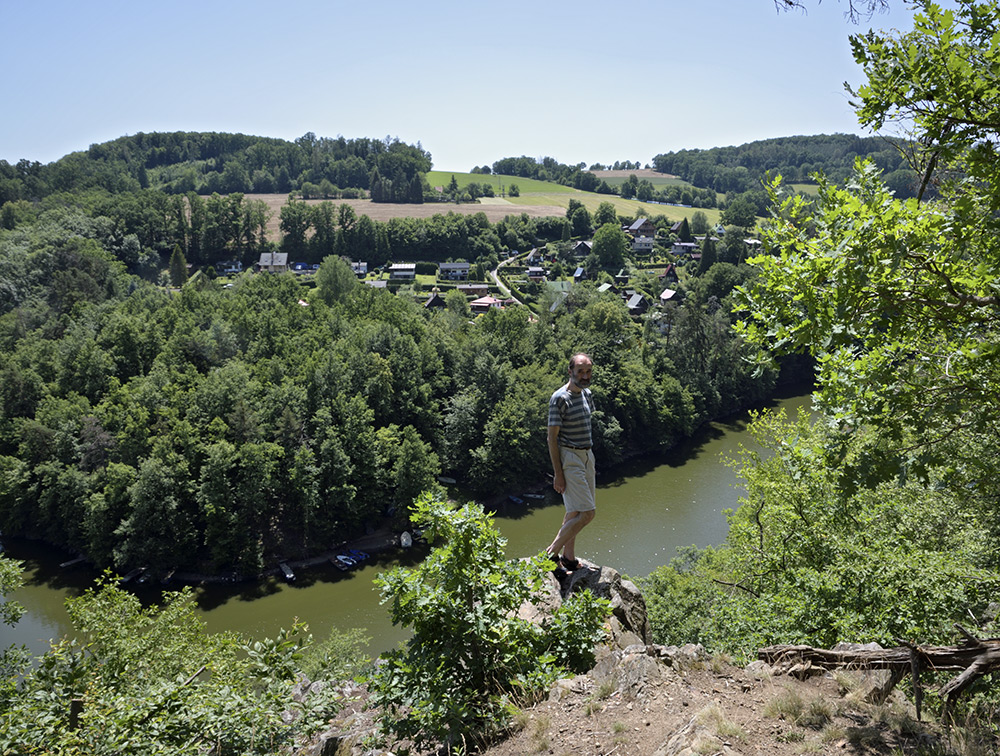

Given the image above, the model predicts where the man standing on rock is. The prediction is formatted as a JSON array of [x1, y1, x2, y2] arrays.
[[545, 352, 596, 572]]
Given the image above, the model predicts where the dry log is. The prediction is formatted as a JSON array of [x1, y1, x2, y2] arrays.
[[759, 625, 1000, 721]]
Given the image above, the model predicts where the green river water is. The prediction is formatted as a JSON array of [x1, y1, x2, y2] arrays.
[[2, 391, 811, 657]]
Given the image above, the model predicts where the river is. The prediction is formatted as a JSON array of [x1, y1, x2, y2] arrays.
[[1, 391, 811, 658]]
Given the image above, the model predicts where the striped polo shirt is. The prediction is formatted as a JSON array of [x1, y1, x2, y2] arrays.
[[548, 385, 594, 448]]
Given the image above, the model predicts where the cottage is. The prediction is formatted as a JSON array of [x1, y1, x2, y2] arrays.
[[423, 290, 447, 309], [614, 269, 630, 286], [660, 264, 678, 283], [573, 267, 586, 282], [351, 260, 368, 277], [572, 240, 593, 258], [526, 266, 547, 282], [659, 288, 678, 303], [626, 292, 648, 315], [219, 260, 243, 275], [257, 252, 288, 273], [672, 241, 697, 255], [632, 236, 655, 254], [388, 263, 416, 281], [627, 218, 656, 238], [470, 296, 504, 313], [596, 282, 616, 294], [438, 262, 471, 281], [457, 283, 489, 297]]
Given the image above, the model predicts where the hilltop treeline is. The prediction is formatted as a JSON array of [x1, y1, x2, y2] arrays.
[[652, 133, 923, 198], [2, 188, 581, 275], [0, 131, 432, 202]]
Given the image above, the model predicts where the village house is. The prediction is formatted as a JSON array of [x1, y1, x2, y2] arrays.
[[572, 240, 593, 258], [257, 252, 288, 273], [351, 260, 368, 277], [632, 235, 655, 254], [423, 290, 447, 309], [526, 266, 547, 283], [672, 241, 697, 255], [219, 260, 243, 275], [660, 264, 678, 283], [456, 283, 489, 297], [388, 263, 416, 281], [470, 295, 505, 314], [626, 292, 649, 315], [627, 218, 656, 238], [573, 267, 586, 283], [438, 262, 470, 281], [659, 288, 678, 304]]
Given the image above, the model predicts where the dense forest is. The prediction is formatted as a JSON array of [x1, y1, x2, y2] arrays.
[[0, 131, 432, 204], [0, 185, 776, 576], [652, 133, 924, 198]]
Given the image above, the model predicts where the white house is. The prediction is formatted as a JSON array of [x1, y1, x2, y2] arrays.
[[257, 252, 288, 273]]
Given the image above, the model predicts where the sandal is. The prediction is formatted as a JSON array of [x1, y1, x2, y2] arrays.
[[560, 555, 581, 571]]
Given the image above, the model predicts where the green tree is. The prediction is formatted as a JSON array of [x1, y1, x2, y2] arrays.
[[0, 576, 329, 754], [444, 287, 471, 318], [676, 217, 692, 242], [719, 195, 757, 228], [690, 210, 710, 235], [315, 254, 358, 305], [168, 244, 188, 287], [570, 205, 592, 238], [591, 222, 628, 268], [593, 201, 618, 227], [738, 0, 1000, 453], [697, 235, 717, 275], [279, 194, 311, 257]]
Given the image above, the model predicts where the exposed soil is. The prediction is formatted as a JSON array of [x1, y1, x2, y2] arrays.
[[474, 659, 962, 756]]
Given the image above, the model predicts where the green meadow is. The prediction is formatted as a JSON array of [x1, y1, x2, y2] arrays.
[[594, 173, 692, 189], [426, 170, 721, 225], [425, 171, 577, 195], [789, 182, 820, 196]]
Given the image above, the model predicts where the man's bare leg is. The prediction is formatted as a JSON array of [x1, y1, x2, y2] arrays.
[[546, 509, 595, 561]]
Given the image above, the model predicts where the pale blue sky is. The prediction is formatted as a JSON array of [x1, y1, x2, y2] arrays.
[[1, 1, 916, 171]]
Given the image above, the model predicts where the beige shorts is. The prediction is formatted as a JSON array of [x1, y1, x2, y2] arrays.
[[560, 446, 596, 512]]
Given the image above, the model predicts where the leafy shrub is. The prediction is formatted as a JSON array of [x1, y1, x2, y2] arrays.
[[0, 574, 342, 755], [369, 493, 609, 751]]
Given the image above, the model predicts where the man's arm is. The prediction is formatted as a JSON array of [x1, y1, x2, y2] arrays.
[[548, 424, 565, 493]]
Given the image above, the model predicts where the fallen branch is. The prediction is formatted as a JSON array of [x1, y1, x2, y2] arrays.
[[759, 625, 1000, 721]]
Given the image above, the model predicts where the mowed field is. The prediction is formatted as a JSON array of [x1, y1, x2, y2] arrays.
[[249, 165, 722, 243], [249, 195, 567, 242]]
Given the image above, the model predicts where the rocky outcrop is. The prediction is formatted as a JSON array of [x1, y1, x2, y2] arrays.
[[528, 558, 654, 648]]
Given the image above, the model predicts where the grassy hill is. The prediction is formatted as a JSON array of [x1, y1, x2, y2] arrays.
[[425, 170, 721, 225]]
